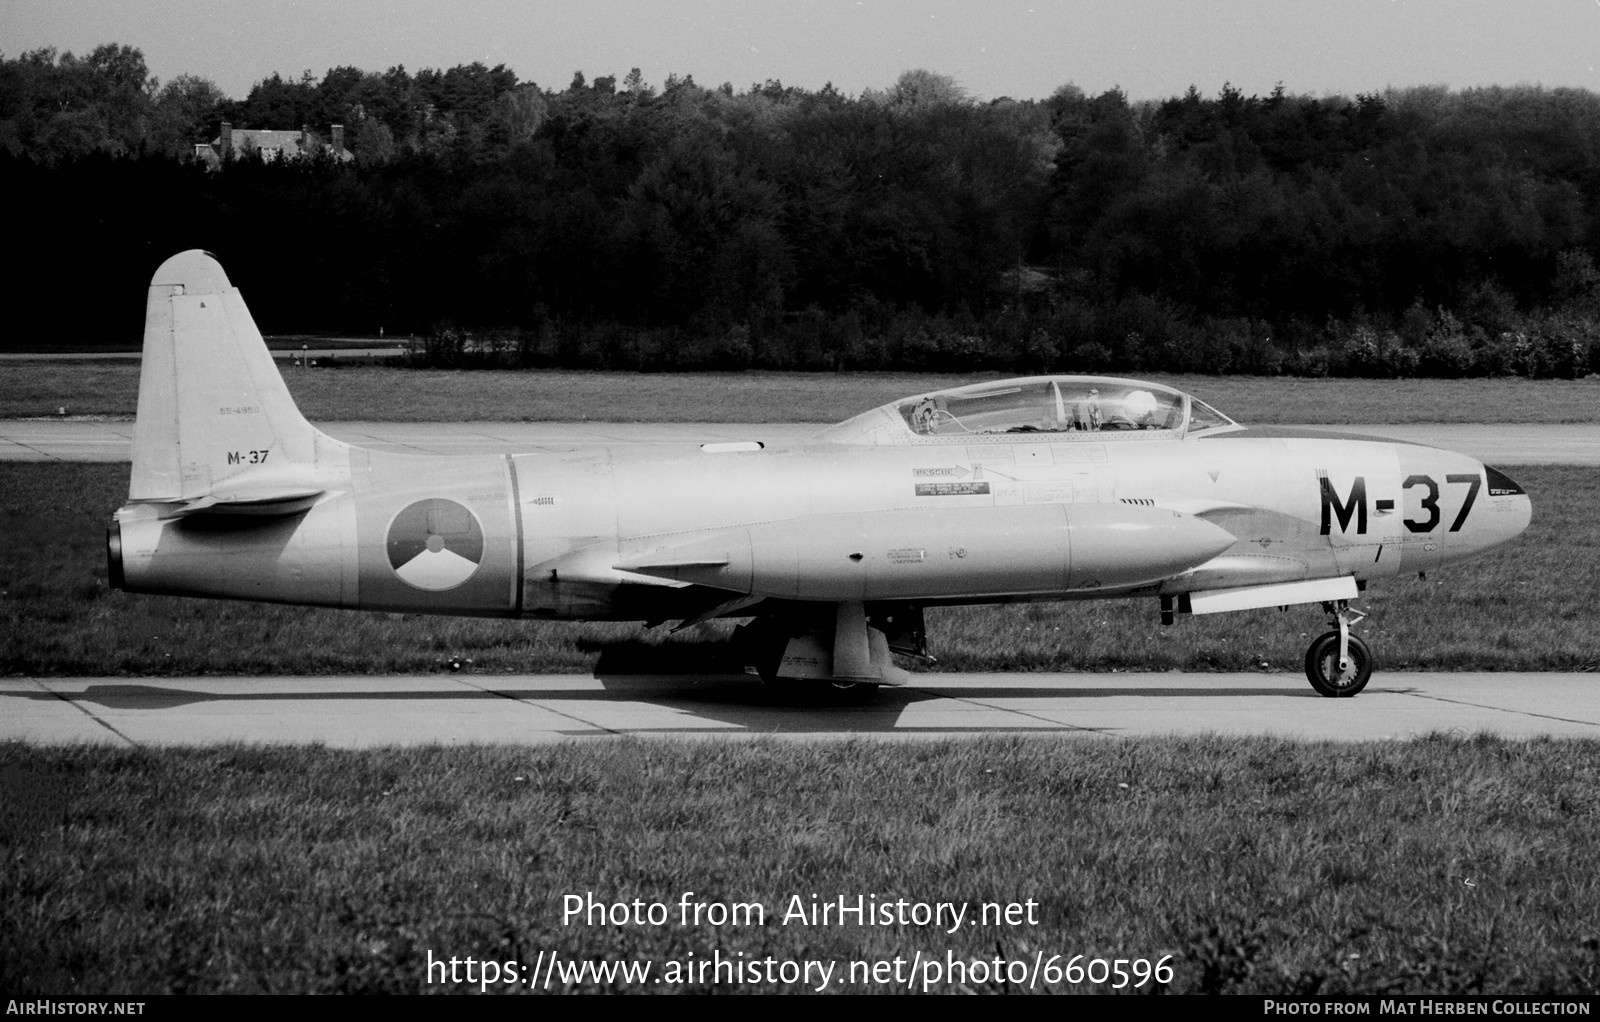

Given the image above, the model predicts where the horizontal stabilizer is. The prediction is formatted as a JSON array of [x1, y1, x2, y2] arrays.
[[168, 486, 325, 518]]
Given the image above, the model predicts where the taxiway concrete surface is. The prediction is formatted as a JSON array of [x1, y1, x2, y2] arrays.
[[4, 672, 1597, 746], [4, 419, 1600, 463]]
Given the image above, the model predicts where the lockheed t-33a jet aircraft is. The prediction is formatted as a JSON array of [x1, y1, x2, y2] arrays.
[[108, 251, 1533, 697]]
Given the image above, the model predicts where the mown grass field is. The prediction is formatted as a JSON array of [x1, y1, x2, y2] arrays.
[[3, 463, 1596, 677], [3, 736, 1597, 994], [3, 361, 1599, 423]]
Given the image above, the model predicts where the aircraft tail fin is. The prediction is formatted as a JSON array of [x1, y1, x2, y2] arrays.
[[130, 250, 346, 502]]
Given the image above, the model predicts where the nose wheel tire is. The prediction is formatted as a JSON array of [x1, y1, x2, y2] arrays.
[[1304, 632, 1373, 697]]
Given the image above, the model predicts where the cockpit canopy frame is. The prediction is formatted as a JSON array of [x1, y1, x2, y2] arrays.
[[815, 376, 1240, 445]]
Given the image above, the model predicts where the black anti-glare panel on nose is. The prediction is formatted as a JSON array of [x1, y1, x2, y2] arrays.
[[1485, 466, 1526, 497]]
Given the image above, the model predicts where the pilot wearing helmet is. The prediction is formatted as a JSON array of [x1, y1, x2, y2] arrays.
[[1124, 389, 1158, 427]]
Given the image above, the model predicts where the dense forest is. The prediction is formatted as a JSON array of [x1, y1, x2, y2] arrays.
[[5, 44, 1600, 376]]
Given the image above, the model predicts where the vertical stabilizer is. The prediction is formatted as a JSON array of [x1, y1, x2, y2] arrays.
[[130, 250, 342, 501]]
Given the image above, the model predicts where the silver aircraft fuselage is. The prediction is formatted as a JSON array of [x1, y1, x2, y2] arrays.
[[114, 407, 1529, 618]]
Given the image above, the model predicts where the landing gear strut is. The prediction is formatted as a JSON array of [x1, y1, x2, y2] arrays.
[[739, 602, 922, 700], [1304, 600, 1372, 697]]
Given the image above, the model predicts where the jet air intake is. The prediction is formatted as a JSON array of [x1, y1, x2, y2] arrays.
[[616, 503, 1236, 601]]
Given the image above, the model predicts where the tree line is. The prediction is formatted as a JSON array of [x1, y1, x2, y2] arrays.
[[4, 45, 1600, 376]]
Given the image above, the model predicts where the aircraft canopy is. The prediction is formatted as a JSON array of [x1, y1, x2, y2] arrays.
[[816, 376, 1239, 444]]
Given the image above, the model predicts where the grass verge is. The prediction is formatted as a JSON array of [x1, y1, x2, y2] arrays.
[[3, 364, 1598, 423], [2, 736, 1597, 994]]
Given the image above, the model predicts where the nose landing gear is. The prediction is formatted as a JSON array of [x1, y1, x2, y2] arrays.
[[1305, 600, 1372, 697]]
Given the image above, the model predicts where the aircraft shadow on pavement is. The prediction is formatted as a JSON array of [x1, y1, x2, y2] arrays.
[[586, 639, 1320, 704], [6, 675, 1324, 739]]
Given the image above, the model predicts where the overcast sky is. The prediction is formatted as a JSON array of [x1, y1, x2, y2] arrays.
[[6, 0, 1599, 103]]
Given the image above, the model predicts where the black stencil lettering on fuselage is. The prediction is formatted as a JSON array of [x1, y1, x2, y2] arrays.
[[1445, 473, 1481, 531], [1402, 473, 1481, 534], [1319, 474, 1368, 536], [1404, 474, 1441, 533]]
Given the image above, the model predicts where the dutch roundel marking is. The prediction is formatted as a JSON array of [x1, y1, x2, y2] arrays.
[[387, 499, 484, 591]]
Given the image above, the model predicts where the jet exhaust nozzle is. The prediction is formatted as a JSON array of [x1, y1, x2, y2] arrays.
[[105, 521, 125, 591]]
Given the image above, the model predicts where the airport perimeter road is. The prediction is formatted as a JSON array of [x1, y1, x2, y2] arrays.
[[4, 420, 1600, 463], [4, 672, 1597, 746]]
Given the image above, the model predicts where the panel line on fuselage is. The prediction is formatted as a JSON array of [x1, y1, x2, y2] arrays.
[[504, 453, 525, 616]]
